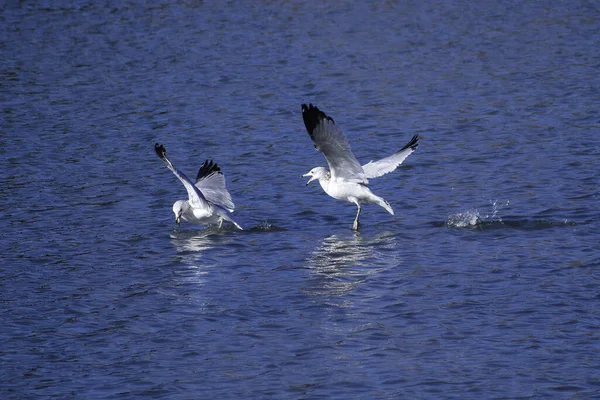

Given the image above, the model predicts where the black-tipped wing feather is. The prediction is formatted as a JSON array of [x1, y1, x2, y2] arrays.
[[361, 135, 420, 179], [155, 143, 167, 159], [194, 159, 235, 212], [399, 134, 420, 152], [154, 143, 208, 208], [301, 104, 367, 184], [302, 104, 335, 139], [196, 160, 221, 182]]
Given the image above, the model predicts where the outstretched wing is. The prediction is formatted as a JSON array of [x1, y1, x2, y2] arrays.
[[362, 135, 420, 179], [195, 160, 235, 212], [154, 143, 208, 208], [301, 103, 367, 184]]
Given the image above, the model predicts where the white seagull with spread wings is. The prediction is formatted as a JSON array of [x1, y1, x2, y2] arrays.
[[301, 103, 420, 230], [154, 143, 242, 230]]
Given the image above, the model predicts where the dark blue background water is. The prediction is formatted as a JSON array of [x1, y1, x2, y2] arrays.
[[2, 1, 599, 398]]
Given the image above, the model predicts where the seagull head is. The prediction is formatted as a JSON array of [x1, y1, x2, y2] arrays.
[[302, 167, 328, 185], [172, 200, 186, 224]]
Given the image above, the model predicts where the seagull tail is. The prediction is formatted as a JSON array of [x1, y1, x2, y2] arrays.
[[223, 213, 244, 230], [230, 218, 244, 230], [376, 197, 394, 215], [216, 206, 244, 230]]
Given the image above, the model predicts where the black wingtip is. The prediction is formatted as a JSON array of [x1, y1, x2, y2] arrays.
[[301, 103, 335, 136], [155, 143, 167, 159], [399, 134, 420, 152], [196, 159, 222, 182]]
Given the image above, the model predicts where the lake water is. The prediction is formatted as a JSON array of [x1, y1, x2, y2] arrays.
[[2, 1, 599, 398]]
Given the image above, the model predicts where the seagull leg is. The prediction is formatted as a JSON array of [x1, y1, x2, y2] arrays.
[[352, 204, 361, 231]]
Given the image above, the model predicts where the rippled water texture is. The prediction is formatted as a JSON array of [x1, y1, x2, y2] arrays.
[[2, 1, 599, 398]]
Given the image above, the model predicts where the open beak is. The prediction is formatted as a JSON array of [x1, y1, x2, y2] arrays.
[[302, 172, 316, 186], [175, 214, 181, 225]]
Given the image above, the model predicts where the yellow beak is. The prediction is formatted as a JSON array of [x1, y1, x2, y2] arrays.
[[303, 174, 316, 185]]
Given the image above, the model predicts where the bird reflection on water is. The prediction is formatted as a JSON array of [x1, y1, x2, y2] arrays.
[[169, 228, 233, 284], [170, 227, 225, 253], [304, 232, 400, 297]]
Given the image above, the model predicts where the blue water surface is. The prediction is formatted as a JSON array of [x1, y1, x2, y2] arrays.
[[2, 1, 599, 398]]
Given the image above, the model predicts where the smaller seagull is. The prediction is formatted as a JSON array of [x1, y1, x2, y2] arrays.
[[301, 103, 420, 230], [154, 143, 243, 230]]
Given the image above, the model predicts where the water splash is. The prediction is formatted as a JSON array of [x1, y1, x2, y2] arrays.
[[446, 209, 482, 227], [446, 199, 510, 228], [444, 200, 576, 230], [247, 221, 286, 232], [488, 199, 510, 222]]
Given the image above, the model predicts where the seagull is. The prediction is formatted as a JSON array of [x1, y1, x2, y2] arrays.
[[301, 103, 420, 230], [154, 143, 243, 230]]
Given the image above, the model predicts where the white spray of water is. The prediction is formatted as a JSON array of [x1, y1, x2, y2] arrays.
[[446, 199, 510, 228], [446, 209, 481, 227]]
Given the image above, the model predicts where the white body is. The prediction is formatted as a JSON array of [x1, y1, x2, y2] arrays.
[[155, 144, 243, 230], [301, 104, 418, 229], [173, 200, 237, 227], [304, 167, 393, 218]]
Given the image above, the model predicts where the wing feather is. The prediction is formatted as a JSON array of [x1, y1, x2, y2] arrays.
[[301, 104, 367, 184], [362, 135, 420, 179], [195, 160, 235, 212], [154, 143, 208, 208]]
